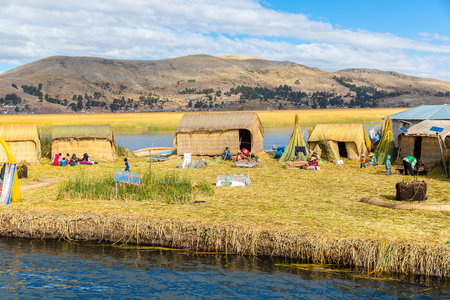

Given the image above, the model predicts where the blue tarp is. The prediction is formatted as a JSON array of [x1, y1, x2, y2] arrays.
[[274, 146, 285, 158]]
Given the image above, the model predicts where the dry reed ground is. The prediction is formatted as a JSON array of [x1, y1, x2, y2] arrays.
[[6, 153, 449, 244], [1, 108, 448, 276]]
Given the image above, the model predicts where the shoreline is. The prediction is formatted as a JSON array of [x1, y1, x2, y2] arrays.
[[0, 210, 448, 278]]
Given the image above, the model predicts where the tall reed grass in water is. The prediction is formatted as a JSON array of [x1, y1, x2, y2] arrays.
[[40, 135, 52, 159], [1, 108, 406, 132], [57, 170, 213, 203]]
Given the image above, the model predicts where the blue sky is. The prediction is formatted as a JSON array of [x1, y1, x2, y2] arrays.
[[263, 1, 450, 38], [1, 0, 450, 81]]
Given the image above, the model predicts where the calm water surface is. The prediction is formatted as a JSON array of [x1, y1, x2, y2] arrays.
[[0, 237, 447, 299], [115, 126, 380, 151]]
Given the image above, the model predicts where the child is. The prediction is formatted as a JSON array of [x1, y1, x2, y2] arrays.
[[360, 154, 367, 168], [385, 155, 392, 175], [60, 157, 68, 166], [124, 158, 130, 172], [368, 153, 377, 166]]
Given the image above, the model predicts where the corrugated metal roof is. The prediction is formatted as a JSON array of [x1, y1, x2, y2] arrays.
[[388, 104, 450, 120], [175, 112, 264, 136], [404, 120, 450, 137]]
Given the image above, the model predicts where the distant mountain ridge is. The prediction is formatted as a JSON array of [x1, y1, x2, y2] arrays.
[[0, 54, 449, 114]]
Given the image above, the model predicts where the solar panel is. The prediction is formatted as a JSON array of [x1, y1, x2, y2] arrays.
[[430, 126, 444, 133]]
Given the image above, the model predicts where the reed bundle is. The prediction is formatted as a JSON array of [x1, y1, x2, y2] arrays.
[[278, 114, 308, 162], [375, 117, 397, 165]]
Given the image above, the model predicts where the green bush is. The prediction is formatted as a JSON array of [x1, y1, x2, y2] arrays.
[[40, 135, 52, 159], [115, 144, 130, 157], [318, 138, 335, 161], [57, 170, 213, 203]]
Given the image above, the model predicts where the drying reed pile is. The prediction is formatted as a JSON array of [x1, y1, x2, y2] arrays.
[[278, 114, 308, 162], [375, 117, 397, 165], [0, 153, 448, 277]]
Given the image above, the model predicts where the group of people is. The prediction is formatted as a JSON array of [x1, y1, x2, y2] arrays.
[[52, 153, 94, 166], [222, 147, 254, 161], [360, 153, 378, 168], [360, 152, 417, 176]]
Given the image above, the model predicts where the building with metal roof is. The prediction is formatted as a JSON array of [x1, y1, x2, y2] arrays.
[[386, 104, 450, 146], [398, 120, 450, 164]]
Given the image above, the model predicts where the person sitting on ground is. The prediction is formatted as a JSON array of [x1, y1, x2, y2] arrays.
[[249, 153, 259, 162], [368, 153, 378, 166], [222, 147, 232, 160], [70, 153, 78, 166], [235, 151, 244, 161], [52, 153, 61, 166], [235, 148, 250, 161], [309, 156, 319, 167], [360, 154, 367, 168], [402, 155, 417, 176], [80, 153, 93, 165], [60, 157, 68, 166], [308, 151, 318, 163]]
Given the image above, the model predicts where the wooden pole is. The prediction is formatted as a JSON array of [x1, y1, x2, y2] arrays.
[[115, 182, 118, 200], [437, 133, 449, 178], [150, 143, 153, 182]]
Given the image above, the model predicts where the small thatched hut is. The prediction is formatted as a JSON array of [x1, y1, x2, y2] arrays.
[[0, 124, 41, 163], [174, 112, 264, 156], [52, 124, 115, 161], [397, 120, 450, 164], [308, 124, 371, 160]]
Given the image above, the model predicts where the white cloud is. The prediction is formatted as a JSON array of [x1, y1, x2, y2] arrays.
[[0, 0, 449, 81]]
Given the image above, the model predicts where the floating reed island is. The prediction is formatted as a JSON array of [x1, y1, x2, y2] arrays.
[[1, 153, 449, 278]]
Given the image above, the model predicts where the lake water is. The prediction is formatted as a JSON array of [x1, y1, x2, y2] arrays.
[[1, 237, 447, 299], [115, 126, 381, 151]]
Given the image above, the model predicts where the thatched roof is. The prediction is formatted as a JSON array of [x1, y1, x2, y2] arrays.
[[0, 124, 40, 145], [175, 112, 264, 136], [52, 124, 115, 143], [404, 120, 450, 138], [308, 124, 371, 153]]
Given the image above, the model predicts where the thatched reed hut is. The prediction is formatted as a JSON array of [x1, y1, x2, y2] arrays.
[[52, 124, 115, 161], [0, 124, 41, 163], [397, 120, 450, 164], [308, 124, 371, 160], [174, 112, 264, 156]]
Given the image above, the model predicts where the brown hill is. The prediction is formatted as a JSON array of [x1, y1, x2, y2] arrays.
[[0, 54, 449, 114]]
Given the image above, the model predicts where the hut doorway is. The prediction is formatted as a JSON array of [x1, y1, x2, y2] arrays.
[[239, 129, 252, 152], [414, 136, 422, 160], [338, 142, 348, 158]]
